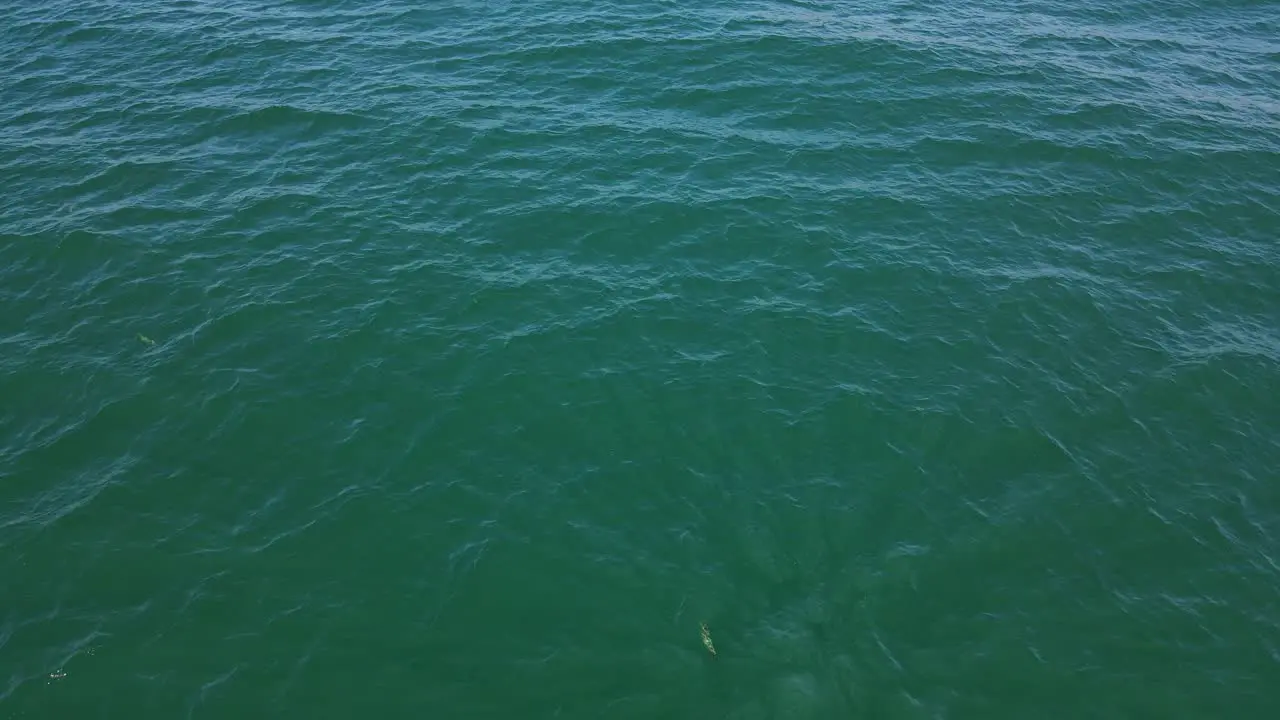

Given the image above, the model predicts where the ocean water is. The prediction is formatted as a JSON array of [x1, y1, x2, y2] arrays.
[[2, 0, 1279, 717]]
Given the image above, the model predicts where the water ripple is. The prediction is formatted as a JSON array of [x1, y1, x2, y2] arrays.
[[3, 0, 1279, 716]]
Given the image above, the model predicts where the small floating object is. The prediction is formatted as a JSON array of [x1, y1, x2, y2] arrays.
[[49, 670, 66, 679], [137, 333, 155, 346], [699, 622, 717, 657]]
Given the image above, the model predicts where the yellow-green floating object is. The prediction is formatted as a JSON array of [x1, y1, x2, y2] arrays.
[[137, 333, 155, 345], [700, 622, 717, 657]]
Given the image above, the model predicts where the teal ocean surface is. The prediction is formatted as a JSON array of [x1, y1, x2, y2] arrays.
[[2, 0, 1279, 717]]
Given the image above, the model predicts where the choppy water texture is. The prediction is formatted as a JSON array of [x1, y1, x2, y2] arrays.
[[3, 0, 1280, 717]]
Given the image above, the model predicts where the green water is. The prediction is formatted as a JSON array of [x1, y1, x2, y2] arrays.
[[3, 0, 1279, 717]]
